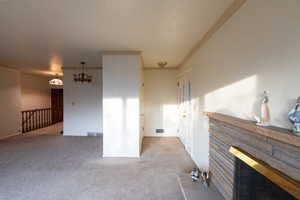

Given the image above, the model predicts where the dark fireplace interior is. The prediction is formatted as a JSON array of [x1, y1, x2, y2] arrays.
[[234, 158, 297, 200]]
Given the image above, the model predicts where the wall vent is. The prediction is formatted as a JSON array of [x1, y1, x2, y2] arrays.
[[156, 129, 164, 134], [87, 132, 102, 136]]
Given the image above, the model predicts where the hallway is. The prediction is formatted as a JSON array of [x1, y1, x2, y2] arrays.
[[0, 136, 195, 200]]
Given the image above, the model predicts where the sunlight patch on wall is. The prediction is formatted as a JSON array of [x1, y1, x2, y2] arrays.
[[204, 75, 257, 119], [103, 97, 141, 157], [162, 104, 178, 136], [103, 98, 124, 134], [103, 98, 124, 154], [126, 98, 139, 136]]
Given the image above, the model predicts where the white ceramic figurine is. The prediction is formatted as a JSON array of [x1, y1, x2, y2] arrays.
[[256, 91, 271, 126]]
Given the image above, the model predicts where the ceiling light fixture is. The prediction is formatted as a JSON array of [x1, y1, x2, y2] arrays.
[[73, 61, 92, 83], [49, 74, 63, 86], [157, 61, 168, 68]]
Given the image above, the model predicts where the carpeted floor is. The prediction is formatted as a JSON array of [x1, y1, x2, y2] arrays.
[[0, 136, 196, 200]]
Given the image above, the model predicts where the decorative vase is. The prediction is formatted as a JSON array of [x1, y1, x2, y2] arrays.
[[288, 97, 300, 135]]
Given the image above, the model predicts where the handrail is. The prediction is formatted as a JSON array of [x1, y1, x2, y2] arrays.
[[21, 110, 35, 126], [21, 108, 52, 133]]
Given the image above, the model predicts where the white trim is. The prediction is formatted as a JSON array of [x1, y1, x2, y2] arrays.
[[0, 133, 21, 140]]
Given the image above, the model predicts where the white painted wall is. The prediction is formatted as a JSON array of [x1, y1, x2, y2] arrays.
[[139, 67, 145, 150], [103, 54, 142, 157], [21, 73, 51, 110], [63, 69, 102, 136], [180, 0, 300, 170], [144, 69, 179, 137], [0, 66, 21, 138]]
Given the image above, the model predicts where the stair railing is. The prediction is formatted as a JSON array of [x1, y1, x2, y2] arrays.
[[21, 108, 52, 133]]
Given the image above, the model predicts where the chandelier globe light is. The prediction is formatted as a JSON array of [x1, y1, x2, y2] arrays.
[[49, 74, 63, 86]]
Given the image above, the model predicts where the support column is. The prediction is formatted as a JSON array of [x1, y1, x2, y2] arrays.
[[102, 51, 143, 157]]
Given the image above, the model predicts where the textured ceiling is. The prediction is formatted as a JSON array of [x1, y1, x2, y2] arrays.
[[0, 0, 232, 75]]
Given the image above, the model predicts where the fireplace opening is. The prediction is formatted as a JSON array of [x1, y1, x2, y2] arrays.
[[234, 157, 297, 200]]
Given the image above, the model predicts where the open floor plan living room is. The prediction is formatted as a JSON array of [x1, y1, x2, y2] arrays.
[[1, 0, 300, 199]]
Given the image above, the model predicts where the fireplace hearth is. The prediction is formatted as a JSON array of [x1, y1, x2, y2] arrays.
[[206, 113, 300, 200]]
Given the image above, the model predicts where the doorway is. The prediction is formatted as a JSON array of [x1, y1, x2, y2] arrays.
[[178, 77, 192, 154], [51, 89, 63, 124]]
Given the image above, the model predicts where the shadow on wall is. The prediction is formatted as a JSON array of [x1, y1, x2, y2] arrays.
[[202, 74, 297, 128], [187, 73, 298, 169], [188, 75, 259, 170]]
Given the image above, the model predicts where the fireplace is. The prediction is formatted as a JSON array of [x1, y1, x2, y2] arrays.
[[230, 147, 298, 200], [235, 158, 296, 200], [206, 113, 300, 200]]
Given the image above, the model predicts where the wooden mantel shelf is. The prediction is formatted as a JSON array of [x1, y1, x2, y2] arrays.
[[205, 112, 300, 148]]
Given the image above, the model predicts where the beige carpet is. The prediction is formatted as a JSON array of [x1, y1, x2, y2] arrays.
[[0, 136, 196, 200]]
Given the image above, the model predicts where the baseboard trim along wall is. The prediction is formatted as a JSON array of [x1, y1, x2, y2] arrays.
[[0, 133, 21, 140]]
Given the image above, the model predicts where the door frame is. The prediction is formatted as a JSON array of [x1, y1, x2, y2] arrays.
[[177, 75, 192, 153], [51, 88, 63, 124]]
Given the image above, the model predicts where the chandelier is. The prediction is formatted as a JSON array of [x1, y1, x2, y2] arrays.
[[49, 74, 63, 86], [73, 61, 92, 83]]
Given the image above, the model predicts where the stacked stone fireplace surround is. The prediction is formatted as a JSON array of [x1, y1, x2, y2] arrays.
[[206, 113, 300, 200]]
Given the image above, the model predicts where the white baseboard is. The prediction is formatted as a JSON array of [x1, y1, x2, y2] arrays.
[[0, 132, 21, 140], [143, 135, 179, 138]]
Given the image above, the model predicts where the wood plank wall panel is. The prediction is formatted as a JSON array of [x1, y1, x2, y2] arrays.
[[208, 115, 300, 200]]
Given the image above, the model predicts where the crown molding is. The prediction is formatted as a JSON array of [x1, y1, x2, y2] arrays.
[[0, 64, 62, 77], [140, 54, 145, 68], [177, 0, 247, 69], [0, 64, 19, 71]]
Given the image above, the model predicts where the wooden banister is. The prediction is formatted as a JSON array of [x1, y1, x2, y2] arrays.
[[21, 108, 52, 133]]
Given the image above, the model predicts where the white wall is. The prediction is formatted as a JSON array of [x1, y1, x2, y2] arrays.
[[144, 69, 179, 137], [103, 54, 142, 157], [139, 67, 145, 150], [63, 69, 102, 136], [21, 73, 51, 110], [0, 66, 21, 138], [180, 0, 300, 170]]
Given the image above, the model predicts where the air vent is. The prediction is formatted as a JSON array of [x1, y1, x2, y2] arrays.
[[87, 132, 102, 136], [156, 129, 164, 134]]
